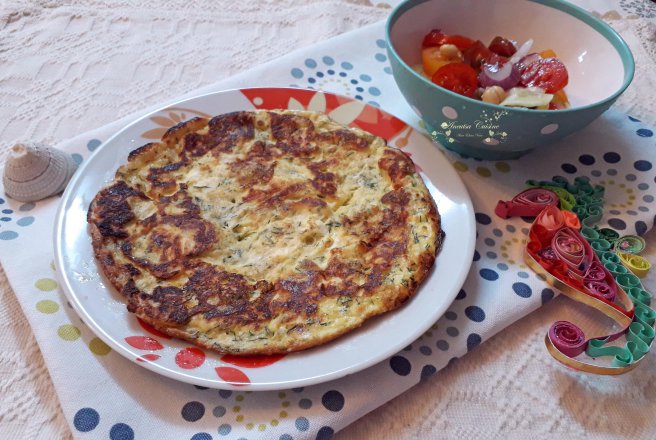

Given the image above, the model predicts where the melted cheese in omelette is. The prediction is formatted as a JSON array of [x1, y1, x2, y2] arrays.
[[87, 110, 442, 355]]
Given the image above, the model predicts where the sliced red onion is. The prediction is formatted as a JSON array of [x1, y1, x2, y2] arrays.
[[518, 53, 541, 69], [478, 62, 520, 89], [481, 40, 535, 90], [549, 321, 587, 357], [509, 38, 534, 64]]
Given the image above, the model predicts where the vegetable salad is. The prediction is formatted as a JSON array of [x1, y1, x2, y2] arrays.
[[419, 29, 570, 109]]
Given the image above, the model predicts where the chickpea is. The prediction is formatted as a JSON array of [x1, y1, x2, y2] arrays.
[[481, 86, 508, 105], [439, 44, 463, 60]]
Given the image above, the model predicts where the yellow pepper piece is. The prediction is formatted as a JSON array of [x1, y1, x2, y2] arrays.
[[422, 47, 456, 77]]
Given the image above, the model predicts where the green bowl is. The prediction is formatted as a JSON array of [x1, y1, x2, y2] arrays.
[[386, 0, 635, 160]]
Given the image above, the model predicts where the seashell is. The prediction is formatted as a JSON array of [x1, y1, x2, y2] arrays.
[[3, 143, 78, 202]]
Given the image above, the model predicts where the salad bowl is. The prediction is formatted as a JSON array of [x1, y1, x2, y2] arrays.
[[386, 0, 635, 160]]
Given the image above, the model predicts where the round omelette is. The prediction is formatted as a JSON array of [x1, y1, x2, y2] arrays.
[[87, 110, 443, 355]]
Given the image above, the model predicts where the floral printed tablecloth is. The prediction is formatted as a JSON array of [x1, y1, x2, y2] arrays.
[[1, 0, 656, 439]]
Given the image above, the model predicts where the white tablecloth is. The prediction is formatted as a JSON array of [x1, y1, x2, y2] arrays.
[[1, 1, 655, 438]]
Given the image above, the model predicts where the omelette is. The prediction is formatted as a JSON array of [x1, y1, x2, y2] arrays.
[[87, 110, 443, 355]]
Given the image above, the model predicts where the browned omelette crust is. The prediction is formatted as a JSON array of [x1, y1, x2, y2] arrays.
[[88, 110, 443, 355]]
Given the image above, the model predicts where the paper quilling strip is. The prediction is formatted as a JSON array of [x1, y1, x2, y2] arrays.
[[496, 177, 656, 375], [494, 187, 560, 219]]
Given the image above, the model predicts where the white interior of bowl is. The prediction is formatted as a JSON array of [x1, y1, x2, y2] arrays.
[[390, 0, 626, 108]]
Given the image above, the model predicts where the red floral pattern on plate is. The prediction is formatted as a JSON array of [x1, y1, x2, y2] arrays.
[[215, 367, 250, 385], [125, 336, 164, 351], [175, 347, 206, 369], [240, 88, 407, 141], [136, 354, 161, 362]]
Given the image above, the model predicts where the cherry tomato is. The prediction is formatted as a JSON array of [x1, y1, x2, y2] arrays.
[[422, 29, 446, 47], [463, 40, 504, 70], [422, 30, 475, 50], [520, 58, 569, 94], [431, 63, 478, 98], [488, 36, 516, 57], [439, 35, 476, 50]]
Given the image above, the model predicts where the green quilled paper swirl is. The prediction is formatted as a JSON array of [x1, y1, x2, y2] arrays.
[[499, 176, 656, 374]]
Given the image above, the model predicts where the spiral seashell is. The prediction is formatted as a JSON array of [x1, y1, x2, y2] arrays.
[[2, 143, 78, 202]]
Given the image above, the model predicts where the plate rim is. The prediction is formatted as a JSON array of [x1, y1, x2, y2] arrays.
[[53, 86, 476, 390]]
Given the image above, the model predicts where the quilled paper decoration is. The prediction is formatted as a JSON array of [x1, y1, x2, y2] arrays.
[[494, 188, 560, 219], [526, 176, 604, 226], [497, 176, 656, 375], [616, 252, 651, 278]]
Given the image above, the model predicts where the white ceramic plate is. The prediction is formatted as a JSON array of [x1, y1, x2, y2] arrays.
[[54, 87, 475, 390]]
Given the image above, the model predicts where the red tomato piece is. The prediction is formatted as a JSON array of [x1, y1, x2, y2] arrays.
[[488, 36, 517, 57], [520, 58, 569, 94], [463, 40, 504, 70], [423, 31, 474, 50], [431, 63, 478, 98], [440, 35, 476, 50], [422, 29, 446, 47]]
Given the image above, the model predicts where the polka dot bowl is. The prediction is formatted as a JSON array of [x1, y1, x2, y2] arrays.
[[386, 0, 635, 160]]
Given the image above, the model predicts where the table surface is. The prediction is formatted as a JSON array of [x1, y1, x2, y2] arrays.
[[1, 1, 656, 438]]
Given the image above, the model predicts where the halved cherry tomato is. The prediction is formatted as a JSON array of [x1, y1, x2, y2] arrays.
[[431, 63, 478, 98], [440, 35, 476, 50], [488, 36, 517, 57], [520, 58, 569, 94], [422, 29, 446, 47], [422, 30, 475, 50], [463, 40, 504, 70]]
